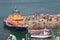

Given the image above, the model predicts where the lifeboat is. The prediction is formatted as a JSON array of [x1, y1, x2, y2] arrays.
[[3, 8, 28, 33]]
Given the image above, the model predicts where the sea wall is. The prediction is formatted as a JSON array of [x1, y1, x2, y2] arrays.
[[24, 14, 60, 29]]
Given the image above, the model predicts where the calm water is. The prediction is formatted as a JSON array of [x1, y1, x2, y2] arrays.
[[0, 0, 60, 40]]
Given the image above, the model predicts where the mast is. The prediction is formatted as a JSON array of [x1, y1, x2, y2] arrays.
[[13, 6, 20, 13]]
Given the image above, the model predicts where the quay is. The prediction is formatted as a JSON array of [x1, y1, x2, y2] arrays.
[[24, 14, 60, 29]]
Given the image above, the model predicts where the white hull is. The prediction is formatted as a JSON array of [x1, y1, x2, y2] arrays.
[[31, 35, 52, 38]]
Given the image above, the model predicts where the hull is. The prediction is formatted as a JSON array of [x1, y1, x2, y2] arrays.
[[30, 30, 52, 39], [3, 20, 28, 33], [31, 35, 52, 38]]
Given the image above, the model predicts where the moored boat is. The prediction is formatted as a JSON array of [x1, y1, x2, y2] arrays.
[[7, 34, 17, 40], [57, 29, 60, 36], [3, 8, 28, 33], [30, 28, 52, 38], [55, 35, 60, 40]]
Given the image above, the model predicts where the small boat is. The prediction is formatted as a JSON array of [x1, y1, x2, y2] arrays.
[[3, 8, 28, 33], [57, 30, 60, 36], [55, 29, 60, 40], [30, 28, 52, 38], [7, 34, 17, 40], [55, 35, 60, 40]]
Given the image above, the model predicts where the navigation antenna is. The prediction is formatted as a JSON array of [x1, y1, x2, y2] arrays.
[[14, 6, 20, 13]]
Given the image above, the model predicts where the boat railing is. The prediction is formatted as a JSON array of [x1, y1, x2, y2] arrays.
[[16, 24, 28, 27]]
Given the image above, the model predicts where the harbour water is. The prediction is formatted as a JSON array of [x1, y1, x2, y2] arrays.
[[0, 0, 60, 40]]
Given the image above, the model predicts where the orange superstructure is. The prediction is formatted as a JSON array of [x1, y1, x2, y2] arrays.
[[6, 13, 24, 25]]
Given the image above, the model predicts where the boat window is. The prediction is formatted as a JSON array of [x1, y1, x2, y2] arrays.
[[13, 18, 23, 21]]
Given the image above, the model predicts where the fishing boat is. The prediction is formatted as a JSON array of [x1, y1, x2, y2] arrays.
[[3, 8, 28, 33], [30, 28, 52, 38]]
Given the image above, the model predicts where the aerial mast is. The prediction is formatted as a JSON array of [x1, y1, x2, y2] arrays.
[[13, 6, 20, 13]]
